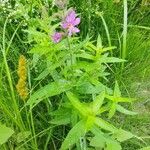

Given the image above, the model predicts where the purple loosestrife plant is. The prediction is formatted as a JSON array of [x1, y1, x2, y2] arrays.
[[51, 32, 62, 43], [61, 10, 80, 36]]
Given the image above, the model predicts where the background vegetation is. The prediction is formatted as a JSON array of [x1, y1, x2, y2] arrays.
[[0, 0, 150, 150]]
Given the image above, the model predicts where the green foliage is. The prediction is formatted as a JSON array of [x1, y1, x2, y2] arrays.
[[16, 131, 31, 143], [23, 6, 139, 148], [139, 146, 150, 150], [60, 120, 86, 150], [0, 0, 150, 150], [0, 123, 14, 145]]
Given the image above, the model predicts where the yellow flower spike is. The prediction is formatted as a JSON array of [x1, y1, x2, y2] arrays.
[[16, 55, 28, 100]]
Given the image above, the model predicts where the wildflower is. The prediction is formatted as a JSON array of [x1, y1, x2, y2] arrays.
[[54, 0, 68, 9], [16, 55, 28, 100], [61, 10, 80, 36], [52, 32, 62, 43]]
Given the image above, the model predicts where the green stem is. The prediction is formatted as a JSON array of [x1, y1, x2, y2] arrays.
[[30, 110, 38, 149], [121, 0, 128, 70], [2, 17, 25, 130], [67, 37, 73, 65]]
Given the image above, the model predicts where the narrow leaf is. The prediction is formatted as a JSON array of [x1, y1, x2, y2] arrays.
[[16, 131, 31, 143], [27, 80, 72, 108], [66, 92, 90, 117], [106, 141, 122, 150], [108, 103, 117, 119], [94, 117, 117, 133], [60, 120, 86, 150], [139, 146, 150, 150], [0, 124, 14, 145], [100, 56, 126, 63], [102, 46, 117, 52], [117, 104, 138, 115], [114, 81, 121, 97], [113, 129, 134, 142], [92, 91, 105, 114], [97, 34, 102, 49]]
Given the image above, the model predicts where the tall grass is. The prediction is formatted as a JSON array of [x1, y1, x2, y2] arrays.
[[0, 0, 150, 149]]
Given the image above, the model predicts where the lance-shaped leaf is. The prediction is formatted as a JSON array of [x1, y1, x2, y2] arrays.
[[60, 120, 86, 150], [108, 102, 117, 119], [27, 80, 72, 109], [86, 116, 95, 130], [92, 91, 105, 114], [113, 128, 134, 142], [91, 127, 121, 150], [116, 104, 138, 115], [66, 92, 91, 117], [0, 124, 14, 145], [139, 146, 150, 150], [106, 81, 136, 118], [94, 117, 117, 133], [106, 95, 134, 103], [114, 81, 121, 97], [97, 34, 103, 49], [106, 141, 122, 150], [102, 46, 116, 53], [90, 129, 106, 148], [100, 54, 126, 63]]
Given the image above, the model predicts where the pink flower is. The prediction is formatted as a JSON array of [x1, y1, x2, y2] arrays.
[[51, 32, 62, 43], [61, 10, 80, 36]]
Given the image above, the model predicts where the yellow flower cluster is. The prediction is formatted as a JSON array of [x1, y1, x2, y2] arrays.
[[16, 55, 28, 100]]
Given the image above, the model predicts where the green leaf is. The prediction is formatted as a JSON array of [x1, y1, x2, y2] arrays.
[[102, 46, 117, 52], [27, 80, 72, 108], [76, 53, 95, 60], [66, 92, 91, 117], [50, 108, 71, 125], [115, 97, 135, 103], [90, 127, 106, 148], [0, 124, 14, 145], [100, 55, 126, 63], [139, 146, 150, 150], [76, 82, 107, 95], [86, 42, 97, 51], [86, 116, 95, 130], [60, 120, 86, 150], [113, 129, 134, 142], [106, 141, 122, 150], [116, 104, 138, 115], [92, 91, 105, 114], [35, 68, 50, 80], [94, 117, 117, 133], [50, 116, 70, 126], [29, 45, 51, 54], [106, 95, 134, 103], [16, 131, 31, 143], [114, 81, 121, 97], [108, 103, 117, 119], [90, 134, 105, 148], [97, 34, 102, 49]]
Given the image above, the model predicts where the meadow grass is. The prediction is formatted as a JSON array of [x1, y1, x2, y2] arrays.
[[0, 0, 150, 149]]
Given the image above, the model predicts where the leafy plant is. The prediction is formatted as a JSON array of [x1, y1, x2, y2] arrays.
[[0, 123, 14, 145], [23, 3, 140, 149]]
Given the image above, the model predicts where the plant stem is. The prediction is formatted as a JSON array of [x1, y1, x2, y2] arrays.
[[2, 17, 25, 130], [121, 0, 128, 70]]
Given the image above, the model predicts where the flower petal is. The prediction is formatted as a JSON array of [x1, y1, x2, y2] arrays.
[[51, 32, 62, 43], [61, 22, 68, 29], [66, 10, 76, 23], [73, 17, 80, 26], [72, 27, 80, 33], [68, 27, 80, 36]]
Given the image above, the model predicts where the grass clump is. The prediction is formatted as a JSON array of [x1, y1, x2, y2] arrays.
[[0, 0, 150, 150]]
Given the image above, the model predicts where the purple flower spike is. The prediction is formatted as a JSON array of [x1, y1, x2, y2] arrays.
[[52, 32, 62, 43], [61, 10, 80, 36]]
